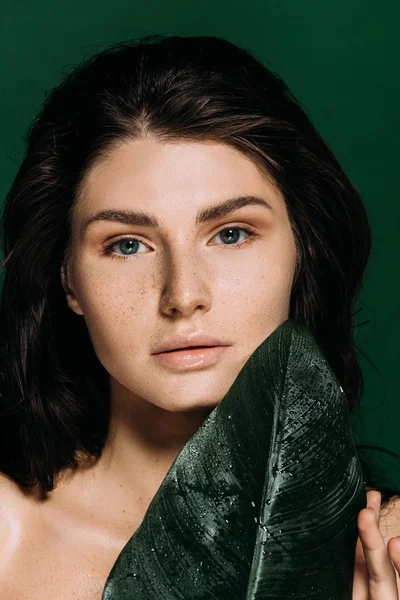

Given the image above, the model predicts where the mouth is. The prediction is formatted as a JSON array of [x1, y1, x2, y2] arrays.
[[152, 345, 227, 370], [162, 345, 212, 353]]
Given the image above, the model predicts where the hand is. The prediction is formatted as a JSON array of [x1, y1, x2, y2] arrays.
[[353, 489, 400, 599]]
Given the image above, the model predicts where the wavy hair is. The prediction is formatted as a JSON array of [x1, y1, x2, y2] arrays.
[[0, 35, 371, 492]]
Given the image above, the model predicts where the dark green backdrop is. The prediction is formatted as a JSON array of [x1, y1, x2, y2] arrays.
[[1, 1, 399, 489]]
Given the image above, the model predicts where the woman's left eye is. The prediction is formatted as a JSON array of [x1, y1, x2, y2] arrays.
[[212, 226, 256, 246]]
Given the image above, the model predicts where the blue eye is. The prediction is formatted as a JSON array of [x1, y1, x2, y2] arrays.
[[105, 238, 148, 257], [214, 227, 254, 245]]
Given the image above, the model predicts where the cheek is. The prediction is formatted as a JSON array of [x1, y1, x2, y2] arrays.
[[216, 246, 294, 322], [72, 263, 154, 349], [75, 259, 150, 311]]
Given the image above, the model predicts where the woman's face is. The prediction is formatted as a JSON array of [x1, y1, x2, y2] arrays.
[[63, 138, 297, 412]]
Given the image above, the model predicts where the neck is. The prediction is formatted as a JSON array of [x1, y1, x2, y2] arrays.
[[40, 385, 212, 546], [99, 379, 212, 497], [49, 378, 213, 534]]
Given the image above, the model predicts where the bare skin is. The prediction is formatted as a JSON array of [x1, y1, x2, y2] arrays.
[[0, 138, 397, 598], [353, 490, 400, 599]]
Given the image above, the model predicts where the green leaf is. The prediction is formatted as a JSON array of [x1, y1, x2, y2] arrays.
[[102, 319, 365, 599]]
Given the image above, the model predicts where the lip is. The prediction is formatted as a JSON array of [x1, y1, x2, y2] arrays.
[[151, 333, 229, 355], [152, 345, 228, 371]]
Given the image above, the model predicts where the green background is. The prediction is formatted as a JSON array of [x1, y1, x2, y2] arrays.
[[1, 1, 399, 489]]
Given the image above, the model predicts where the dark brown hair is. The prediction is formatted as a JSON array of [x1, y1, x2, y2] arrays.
[[0, 34, 371, 492]]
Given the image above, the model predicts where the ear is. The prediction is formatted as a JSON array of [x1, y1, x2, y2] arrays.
[[60, 265, 84, 316]]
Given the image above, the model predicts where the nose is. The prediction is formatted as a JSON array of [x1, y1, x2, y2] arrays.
[[159, 247, 212, 319]]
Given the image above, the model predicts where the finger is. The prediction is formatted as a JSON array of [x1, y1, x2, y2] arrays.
[[352, 535, 369, 600], [352, 492, 377, 600], [388, 536, 400, 592], [358, 507, 398, 599], [366, 490, 381, 526], [355, 491, 400, 599]]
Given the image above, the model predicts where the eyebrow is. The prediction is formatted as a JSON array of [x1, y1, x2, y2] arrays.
[[81, 195, 273, 237]]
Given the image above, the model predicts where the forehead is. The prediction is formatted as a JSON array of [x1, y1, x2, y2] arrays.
[[74, 138, 284, 222]]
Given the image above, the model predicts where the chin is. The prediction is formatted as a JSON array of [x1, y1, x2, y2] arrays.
[[154, 395, 221, 413]]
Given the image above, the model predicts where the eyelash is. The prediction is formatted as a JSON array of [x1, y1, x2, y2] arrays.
[[102, 226, 259, 261]]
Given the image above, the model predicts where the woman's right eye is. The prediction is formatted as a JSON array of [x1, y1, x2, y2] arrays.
[[103, 237, 149, 259]]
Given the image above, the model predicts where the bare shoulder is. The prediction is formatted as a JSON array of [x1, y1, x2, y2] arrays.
[[0, 471, 27, 500], [379, 495, 400, 543], [0, 472, 29, 529]]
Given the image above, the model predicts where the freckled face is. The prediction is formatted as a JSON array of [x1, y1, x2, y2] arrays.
[[62, 138, 297, 412]]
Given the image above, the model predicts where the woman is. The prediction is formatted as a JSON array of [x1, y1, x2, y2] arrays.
[[0, 34, 398, 598]]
